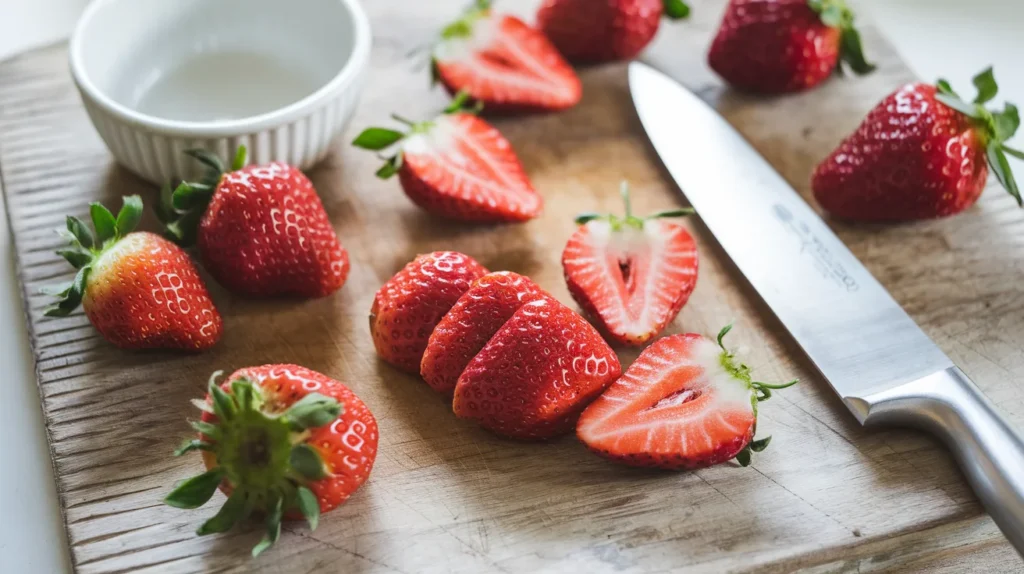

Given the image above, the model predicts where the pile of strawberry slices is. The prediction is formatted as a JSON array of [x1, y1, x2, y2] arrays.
[[371, 246, 795, 469]]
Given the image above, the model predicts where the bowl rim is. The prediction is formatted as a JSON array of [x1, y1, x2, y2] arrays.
[[68, 0, 371, 138]]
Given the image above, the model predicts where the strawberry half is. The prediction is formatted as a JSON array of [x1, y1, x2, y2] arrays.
[[453, 294, 622, 440], [537, 0, 690, 64], [166, 365, 378, 557], [812, 67, 1024, 220], [562, 183, 698, 346], [577, 326, 796, 470], [431, 1, 582, 113], [708, 0, 875, 94], [370, 251, 489, 373], [45, 196, 222, 350], [160, 146, 349, 298], [352, 94, 542, 222], [421, 271, 548, 394]]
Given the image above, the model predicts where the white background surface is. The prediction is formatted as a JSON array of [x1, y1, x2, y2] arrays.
[[1, 1, 1023, 572]]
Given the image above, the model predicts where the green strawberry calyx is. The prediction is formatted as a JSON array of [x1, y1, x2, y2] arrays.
[[158, 146, 248, 246], [164, 371, 343, 557], [662, 0, 690, 20], [808, 0, 875, 76], [935, 67, 1024, 207], [715, 324, 798, 467], [43, 195, 144, 317], [574, 181, 696, 231], [351, 90, 483, 179]]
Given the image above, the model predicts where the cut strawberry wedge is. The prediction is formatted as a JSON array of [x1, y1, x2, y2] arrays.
[[352, 97, 542, 222], [562, 183, 698, 345], [432, 3, 582, 113], [577, 327, 796, 470]]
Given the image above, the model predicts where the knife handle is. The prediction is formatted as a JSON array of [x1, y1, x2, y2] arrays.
[[855, 367, 1024, 555]]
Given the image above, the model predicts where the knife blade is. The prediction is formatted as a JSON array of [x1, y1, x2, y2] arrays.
[[629, 60, 1024, 554]]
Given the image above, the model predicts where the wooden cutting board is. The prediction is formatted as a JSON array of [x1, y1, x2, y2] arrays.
[[2, 0, 1022, 572]]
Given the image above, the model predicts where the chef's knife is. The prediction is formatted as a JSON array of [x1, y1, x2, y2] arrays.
[[629, 61, 1024, 554]]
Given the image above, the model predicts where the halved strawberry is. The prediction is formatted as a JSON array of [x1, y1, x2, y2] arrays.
[[562, 183, 698, 345], [453, 295, 622, 440], [352, 94, 543, 222], [431, 1, 582, 113], [421, 271, 547, 394], [577, 326, 796, 470]]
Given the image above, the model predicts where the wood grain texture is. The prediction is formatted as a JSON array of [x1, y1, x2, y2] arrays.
[[1, 1, 1022, 572]]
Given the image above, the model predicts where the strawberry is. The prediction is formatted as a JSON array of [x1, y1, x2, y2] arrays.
[[707, 0, 875, 94], [370, 251, 489, 373], [577, 326, 796, 470], [421, 271, 548, 394], [352, 94, 543, 222], [431, 1, 582, 113], [453, 295, 622, 440], [813, 68, 1024, 220], [562, 182, 698, 346], [44, 196, 222, 351], [165, 365, 378, 557], [160, 146, 349, 298], [537, 0, 690, 64]]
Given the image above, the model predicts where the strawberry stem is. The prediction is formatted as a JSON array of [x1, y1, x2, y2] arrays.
[[574, 181, 695, 229], [160, 147, 249, 246], [662, 0, 690, 20], [808, 0, 875, 76], [935, 68, 1024, 207], [165, 370, 344, 557]]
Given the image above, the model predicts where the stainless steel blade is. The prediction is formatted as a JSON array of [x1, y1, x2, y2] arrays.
[[628, 61, 952, 403]]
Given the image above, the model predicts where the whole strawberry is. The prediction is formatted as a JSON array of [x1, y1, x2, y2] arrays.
[[45, 196, 222, 350], [352, 93, 542, 222], [165, 365, 378, 557], [563, 182, 698, 345], [421, 271, 548, 394], [370, 251, 488, 373], [708, 0, 874, 94], [577, 326, 796, 469], [431, 0, 582, 113], [454, 294, 622, 440], [537, 0, 690, 64], [813, 68, 1024, 220], [161, 146, 349, 298]]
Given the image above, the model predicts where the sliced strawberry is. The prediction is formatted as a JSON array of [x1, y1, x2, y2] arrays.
[[370, 251, 489, 373], [431, 2, 582, 113], [562, 183, 698, 346], [577, 326, 796, 470], [352, 95, 542, 222], [453, 294, 622, 440], [421, 271, 547, 394]]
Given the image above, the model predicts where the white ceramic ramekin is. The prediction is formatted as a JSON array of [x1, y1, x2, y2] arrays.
[[69, 0, 371, 184]]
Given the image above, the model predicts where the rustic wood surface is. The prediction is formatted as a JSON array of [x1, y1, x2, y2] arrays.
[[2, 0, 1022, 572]]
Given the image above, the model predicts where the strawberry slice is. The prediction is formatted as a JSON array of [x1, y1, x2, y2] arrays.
[[562, 182, 699, 345], [352, 94, 542, 222], [577, 326, 796, 469], [431, 1, 582, 113], [421, 271, 547, 394]]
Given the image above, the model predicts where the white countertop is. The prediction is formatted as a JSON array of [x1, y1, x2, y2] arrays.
[[2, 1, 1022, 572]]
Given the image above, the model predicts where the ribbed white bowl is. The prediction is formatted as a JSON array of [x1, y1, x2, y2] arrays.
[[69, 0, 371, 184]]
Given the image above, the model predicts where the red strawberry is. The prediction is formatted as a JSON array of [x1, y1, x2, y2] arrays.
[[421, 271, 547, 394], [44, 196, 222, 350], [165, 365, 378, 556], [707, 0, 874, 94], [453, 295, 622, 440], [160, 146, 349, 298], [431, 1, 582, 113], [562, 183, 698, 346], [370, 251, 489, 373], [352, 95, 542, 222], [577, 326, 795, 470], [813, 68, 1024, 220], [537, 0, 690, 64]]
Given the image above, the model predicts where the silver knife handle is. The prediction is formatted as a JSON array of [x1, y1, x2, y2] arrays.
[[849, 367, 1024, 554]]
